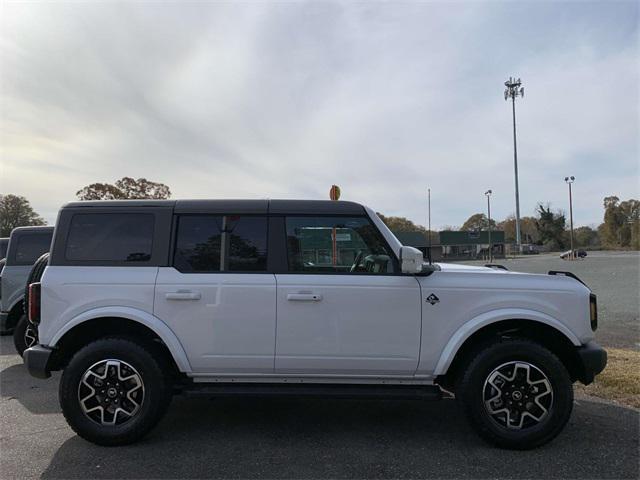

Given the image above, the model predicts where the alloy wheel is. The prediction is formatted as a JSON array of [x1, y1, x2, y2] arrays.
[[24, 324, 38, 349], [78, 359, 145, 426], [483, 361, 553, 429]]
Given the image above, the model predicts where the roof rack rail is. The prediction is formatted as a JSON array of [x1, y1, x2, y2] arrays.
[[548, 270, 587, 287]]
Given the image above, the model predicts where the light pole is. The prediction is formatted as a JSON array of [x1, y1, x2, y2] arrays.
[[565, 176, 575, 259], [485, 190, 493, 262], [504, 77, 524, 254], [427, 188, 432, 264]]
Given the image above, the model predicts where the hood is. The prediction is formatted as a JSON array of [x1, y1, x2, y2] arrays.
[[435, 262, 505, 273]]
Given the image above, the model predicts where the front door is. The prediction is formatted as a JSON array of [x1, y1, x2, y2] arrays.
[[154, 214, 276, 374], [275, 215, 422, 376]]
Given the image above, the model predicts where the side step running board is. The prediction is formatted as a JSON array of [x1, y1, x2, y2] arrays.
[[182, 383, 443, 401]]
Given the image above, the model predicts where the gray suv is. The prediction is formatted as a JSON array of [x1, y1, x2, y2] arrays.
[[0, 238, 8, 261], [0, 226, 53, 335]]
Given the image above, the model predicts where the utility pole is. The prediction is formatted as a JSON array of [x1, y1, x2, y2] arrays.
[[565, 176, 575, 259], [504, 77, 524, 254], [485, 190, 493, 262]]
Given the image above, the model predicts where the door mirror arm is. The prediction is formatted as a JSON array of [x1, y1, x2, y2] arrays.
[[416, 263, 441, 276]]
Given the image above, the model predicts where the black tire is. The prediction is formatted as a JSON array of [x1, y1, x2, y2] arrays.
[[23, 252, 50, 316], [458, 339, 573, 450], [60, 337, 172, 446], [13, 314, 38, 357]]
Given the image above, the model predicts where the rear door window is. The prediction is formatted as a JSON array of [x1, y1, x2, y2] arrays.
[[174, 215, 268, 272], [15, 234, 51, 265], [65, 214, 154, 262]]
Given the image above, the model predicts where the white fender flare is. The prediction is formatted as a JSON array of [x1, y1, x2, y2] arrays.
[[49, 306, 192, 373], [433, 308, 581, 376]]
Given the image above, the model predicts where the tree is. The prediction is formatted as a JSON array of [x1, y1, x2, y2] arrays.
[[535, 204, 566, 250], [497, 215, 538, 244], [618, 199, 640, 248], [572, 226, 600, 249], [76, 177, 171, 200], [0, 194, 46, 236], [377, 213, 427, 234], [460, 213, 496, 232], [377, 213, 439, 243], [600, 196, 640, 248], [601, 196, 623, 247]]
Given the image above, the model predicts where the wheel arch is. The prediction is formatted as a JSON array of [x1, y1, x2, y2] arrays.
[[434, 310, 583, 387], [48, 307, 191, 374]]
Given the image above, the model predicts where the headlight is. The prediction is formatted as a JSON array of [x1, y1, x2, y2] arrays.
[[589, 293, 598, 331]]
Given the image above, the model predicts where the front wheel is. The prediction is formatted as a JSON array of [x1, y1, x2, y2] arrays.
[[60, 337, 172, 446], [458, 339, 573, 450]]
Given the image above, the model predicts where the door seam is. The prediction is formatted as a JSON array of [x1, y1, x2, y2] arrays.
[[413, 276, 424, 377], [272, 273, 278, 372]]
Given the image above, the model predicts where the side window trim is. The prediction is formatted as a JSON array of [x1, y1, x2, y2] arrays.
[[282, 214, 400, 275]]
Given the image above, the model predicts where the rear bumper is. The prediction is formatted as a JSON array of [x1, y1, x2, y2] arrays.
[[23, 345, 53, 379], [576, 341, 607, 385]]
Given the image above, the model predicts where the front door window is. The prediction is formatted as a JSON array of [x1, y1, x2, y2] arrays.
[[285, 216, 395, 274]]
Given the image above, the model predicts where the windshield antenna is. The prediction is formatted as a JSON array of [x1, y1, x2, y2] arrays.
[[427, 188, 433, 265]]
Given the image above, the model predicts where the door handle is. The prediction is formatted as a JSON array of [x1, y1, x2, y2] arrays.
[[287, 293, 323, 302], [165, 291, 202, 301]]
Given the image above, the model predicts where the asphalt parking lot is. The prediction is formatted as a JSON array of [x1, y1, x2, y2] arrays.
[[1, 251, 638, 479], [1, 334, 638, 479]]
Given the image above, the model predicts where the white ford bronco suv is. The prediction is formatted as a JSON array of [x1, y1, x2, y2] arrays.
[[24, 199, 606, 449]]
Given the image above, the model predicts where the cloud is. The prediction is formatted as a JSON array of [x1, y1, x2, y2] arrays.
[[1, 1, 638, 228]]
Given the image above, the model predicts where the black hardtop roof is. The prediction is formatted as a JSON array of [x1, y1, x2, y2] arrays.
[[10, 225, 54, 236], [62, 199, 366, 215], [63, 200, 176, 208]]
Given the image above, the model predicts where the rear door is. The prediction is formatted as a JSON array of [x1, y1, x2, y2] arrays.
[[275, 215, 422, 376], [154, 213, 276, 374]]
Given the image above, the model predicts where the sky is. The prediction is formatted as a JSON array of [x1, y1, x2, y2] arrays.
[[1, 1, 638, 230]]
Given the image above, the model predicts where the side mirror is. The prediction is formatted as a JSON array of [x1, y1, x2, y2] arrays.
[[400, 246, 424, 274]]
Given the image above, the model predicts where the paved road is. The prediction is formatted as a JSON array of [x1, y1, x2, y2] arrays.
[[1, 337, 638, 479], [463, 251, 640, 349]]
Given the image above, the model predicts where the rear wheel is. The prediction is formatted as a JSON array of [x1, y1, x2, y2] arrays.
[[13, 314, 37, 357], [13, 253, 50, 351], [60, 337, 172, 446], [458, 339, 573, 450]]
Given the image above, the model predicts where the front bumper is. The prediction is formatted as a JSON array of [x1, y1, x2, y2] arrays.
[[576, 341, 607, 385], [23, 345, 53, 379]]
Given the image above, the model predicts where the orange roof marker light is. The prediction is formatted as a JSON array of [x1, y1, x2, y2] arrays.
[[329, 185, 341, 201]]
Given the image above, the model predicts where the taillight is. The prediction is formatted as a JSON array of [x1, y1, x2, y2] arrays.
[[28, 282, 41, 325], [589, 293, 598, 331]]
